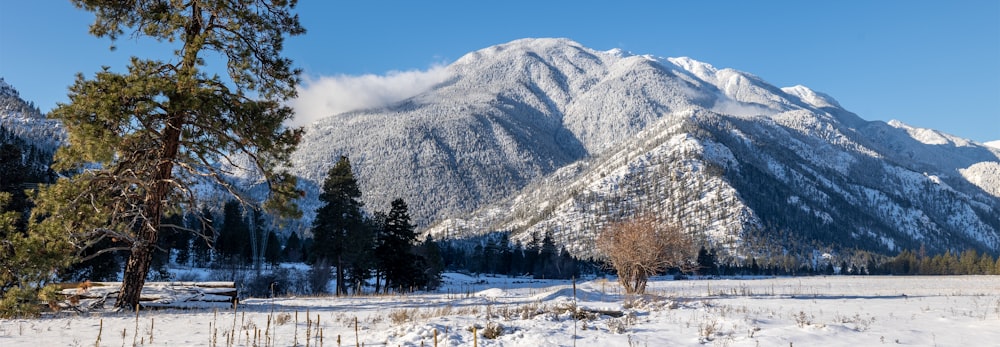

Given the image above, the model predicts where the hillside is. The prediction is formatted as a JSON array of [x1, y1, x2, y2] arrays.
[[0, 78, 60, 183], [291, 38, 1000, 257], [5, 38, 998, 258], [0, 78, 63, 152]]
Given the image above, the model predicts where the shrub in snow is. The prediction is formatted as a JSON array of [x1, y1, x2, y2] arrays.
[[482, 321, 504, 339]]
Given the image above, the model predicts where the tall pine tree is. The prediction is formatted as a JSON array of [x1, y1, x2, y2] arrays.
[[376, 198, 421, 292], [217, 200, 249, 264], [34, 1, 305, 308], [311, 156, 365, 295]]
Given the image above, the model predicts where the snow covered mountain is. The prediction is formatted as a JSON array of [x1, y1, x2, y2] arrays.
[[0, 78, 62, 182], [0, 78, 63, 152], [291, 38, 1000, 257]]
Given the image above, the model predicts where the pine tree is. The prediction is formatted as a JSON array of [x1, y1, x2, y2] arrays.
[[510, 241, 527, 276], [343, 218, 374, 294], [534, 232, 559, 279], [217, 200, 249, 264], [35, 0, 305, 309], [173, 213, 195, 267], [264, 231, 282, 266], [191, 206, 215, 267], [415, 235, 444, 289], [0, 143, 33, 232], [0, 192, 73, 318], [377, 198, 421, 292], [282, 231, 303, 263], [311, 156, 365, 295], [696, 247, 718, 276]]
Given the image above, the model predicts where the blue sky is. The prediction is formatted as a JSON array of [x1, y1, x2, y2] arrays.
[[1, 1, 998, 142]]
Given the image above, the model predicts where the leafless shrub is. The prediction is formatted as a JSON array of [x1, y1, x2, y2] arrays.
[[388, 308, 415, 324], [596, 215, 696, 294], [793, 311, 812, 328], [274, 312, 292, 326], [699, 318, 719, 341], [481, 321, 503, 339], [606, 318, 627, 334]]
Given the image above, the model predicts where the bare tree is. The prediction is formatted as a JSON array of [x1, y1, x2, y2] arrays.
[[596, 215, 696, 294]]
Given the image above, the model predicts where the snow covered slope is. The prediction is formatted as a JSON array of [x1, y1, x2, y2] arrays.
[[292, 38, 1000, 257], [0, 78, 63, 151]]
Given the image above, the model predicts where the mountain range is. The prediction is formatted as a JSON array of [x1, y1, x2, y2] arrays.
[[3, 38, 999, 259], [290, 38, 1000, 258]]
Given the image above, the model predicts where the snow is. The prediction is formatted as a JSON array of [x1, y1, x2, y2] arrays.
[[781, 85, 842, 109], [887, 119, 974, 147], [4, 275, 998, 346], [986, 140, 1000, 150]]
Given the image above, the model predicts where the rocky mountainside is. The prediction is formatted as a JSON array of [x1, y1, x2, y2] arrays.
[[290, 38, 1000, 257], [0, 78, 63, 152], [0, 78, 61, 182]]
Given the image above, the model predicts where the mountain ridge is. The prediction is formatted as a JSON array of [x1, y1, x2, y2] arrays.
[[291, 38, 1000, 257], [5, 38, 998, 258]]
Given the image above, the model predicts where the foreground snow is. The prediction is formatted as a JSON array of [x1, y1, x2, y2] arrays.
[[2, 274, 999, 346]]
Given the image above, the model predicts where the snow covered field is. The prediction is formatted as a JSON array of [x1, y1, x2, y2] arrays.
[[2, 274, 998, 346]]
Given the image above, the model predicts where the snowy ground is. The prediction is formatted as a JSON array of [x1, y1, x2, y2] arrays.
[[2, 274, 998, 346]]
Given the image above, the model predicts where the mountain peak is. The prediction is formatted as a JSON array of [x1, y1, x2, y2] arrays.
[[887, 119, 974, 147], [781, 85, 842, 109], [0, 77, 18, 99], [291, 38, 1000, 258]]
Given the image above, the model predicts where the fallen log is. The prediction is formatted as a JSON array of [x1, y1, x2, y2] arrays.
[[51, 281, 238, 311]]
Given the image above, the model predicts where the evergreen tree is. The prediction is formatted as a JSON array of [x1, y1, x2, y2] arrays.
[[311, 156, 365, 295], [415, 235, 444, 289], [377, 198, 421, 292], [523, 234, 540, 277], [977, 253, 994, 275], [282, 231, 303, 262], [217, 200, 249, 264], [191, 206, 215, 267], [35, 0, 304, 309], [0, 192, 74, 318], [555, 247, 579, 279], [534, 232, 559, 279], [173, 213, 195, 267], [472, 244, 486, 274], [343, 218, 375, 294], [497, 234, 513, 276], [510, 241, 527, 276], [0, 143, 29, 231], [249, 209, 269, 270], [264, 231, 282, 266], [369, 211, 388, 292], [696, 247, 718, 276]]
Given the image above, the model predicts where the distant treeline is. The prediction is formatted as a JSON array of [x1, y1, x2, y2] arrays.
[[693, 247, 1000, 277]]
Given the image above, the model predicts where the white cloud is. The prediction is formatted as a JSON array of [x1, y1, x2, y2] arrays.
[[711, 97, 778, 118], [287, 65, 452, 127]]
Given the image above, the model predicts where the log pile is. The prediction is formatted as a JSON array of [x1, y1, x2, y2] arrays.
[[52, 281, 238, 311]]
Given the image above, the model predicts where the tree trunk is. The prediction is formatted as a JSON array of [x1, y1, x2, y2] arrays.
[[115, 115, 183, 309], [117, 238, 155, 310], [336, 255, 345, 296]]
